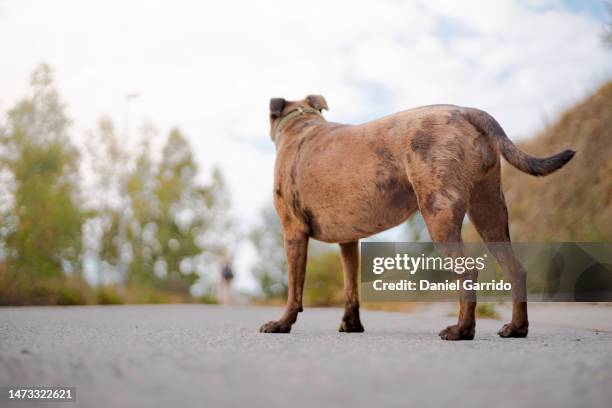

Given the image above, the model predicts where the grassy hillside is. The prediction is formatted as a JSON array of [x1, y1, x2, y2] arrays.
[[464, 82, 612, 242]]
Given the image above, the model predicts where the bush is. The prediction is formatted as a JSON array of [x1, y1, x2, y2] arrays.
[[303, 252, 344, 307], [57, 284, 89, 305], [0, 263, 196, 305], [0, 266, 94, 305], [122, 285, 191, 304], [198, 292, 219, 304], [476, 303, 500, 319], [96, 286, 124, 305]]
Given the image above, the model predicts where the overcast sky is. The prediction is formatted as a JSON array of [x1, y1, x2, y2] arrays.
[[1, 0, 611, 291]]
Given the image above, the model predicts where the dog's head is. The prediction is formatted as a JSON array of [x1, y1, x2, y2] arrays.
[[269, 95, 328, 139]]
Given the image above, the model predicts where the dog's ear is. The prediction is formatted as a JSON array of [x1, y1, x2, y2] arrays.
[[306, 94, 329, 112], [270, 98, 286, 118]]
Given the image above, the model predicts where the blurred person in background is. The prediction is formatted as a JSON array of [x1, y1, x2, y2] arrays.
[[219, 255, 235, 305]]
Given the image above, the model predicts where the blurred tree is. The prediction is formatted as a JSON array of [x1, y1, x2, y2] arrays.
[[303, 251, 344, 306], [195, 165, 235, 294], [199, 167, 233, 257], [0, 64, 235, 302], [0, 64, 83, 279], [148, 128, 208, 292], [250, 205, 288, 298], [85, 117, 128, 276], [125, 127, 159, 286], [88, 124, 233, 293]]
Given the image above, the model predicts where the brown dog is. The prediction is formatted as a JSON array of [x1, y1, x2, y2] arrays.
[[260, 95, 575, 340]]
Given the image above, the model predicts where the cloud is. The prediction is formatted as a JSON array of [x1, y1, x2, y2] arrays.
[[0, 0, 610, 291]]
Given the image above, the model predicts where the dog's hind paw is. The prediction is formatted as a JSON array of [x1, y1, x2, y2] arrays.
[[339, 320, 364, 333], [497, 323, 528, 338], [259, 320, 292, 333], [438, 324, 475, 341]]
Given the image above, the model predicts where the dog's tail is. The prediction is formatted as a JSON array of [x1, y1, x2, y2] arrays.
[[464, 108, 575, 177]]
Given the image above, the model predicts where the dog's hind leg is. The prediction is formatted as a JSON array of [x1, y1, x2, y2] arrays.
[[467, 170, 528, 338], [339, 241, 364, 333], [419, 195, 477, 340], [260, 232, 309, 333]]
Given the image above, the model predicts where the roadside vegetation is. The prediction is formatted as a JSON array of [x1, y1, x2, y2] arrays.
[[0, 64, 232, 305]]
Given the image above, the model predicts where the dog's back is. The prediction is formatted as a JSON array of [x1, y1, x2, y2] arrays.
[[273, 105, 506, 242]]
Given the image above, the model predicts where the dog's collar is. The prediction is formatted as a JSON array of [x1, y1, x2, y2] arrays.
[[273, 106, 321, 138]]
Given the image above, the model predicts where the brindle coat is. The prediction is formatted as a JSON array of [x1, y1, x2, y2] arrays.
[[260, 95, 575, 340]]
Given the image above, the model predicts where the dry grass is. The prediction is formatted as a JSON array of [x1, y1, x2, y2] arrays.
[[0, 265, 197, 306]]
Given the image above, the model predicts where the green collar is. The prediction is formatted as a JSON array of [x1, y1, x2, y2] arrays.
[[273, 106, 321, 138]]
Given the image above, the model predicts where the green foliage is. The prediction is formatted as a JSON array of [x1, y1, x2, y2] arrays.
[[475, 303, 500, 319], [303, 251, 344, 307], [96, 286, 124, 305], [197, 291, 220, 305], [0, 63, 235, 305], [250, 206, 288, 298], [146, 129, 205, 290], [0, 64, 82, 281], [89, 121, 233, 294], [0, 269, 92, 306], [56, 284, 88, 305]]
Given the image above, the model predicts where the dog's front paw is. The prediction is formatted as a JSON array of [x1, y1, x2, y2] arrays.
[[439, 324, 475, 340], [339, 319, 364, 333], [497, 323, 528, 338], [259, 320, 291, 333]]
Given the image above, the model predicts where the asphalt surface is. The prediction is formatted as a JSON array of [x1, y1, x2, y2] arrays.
[[1, 304, 611, 408]]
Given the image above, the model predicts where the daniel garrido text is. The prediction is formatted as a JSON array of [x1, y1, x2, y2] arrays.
[[372, 279, 512, 292], [370, 253, 512, 293]]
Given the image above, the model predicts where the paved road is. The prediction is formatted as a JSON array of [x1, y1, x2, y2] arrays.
[[1, 304, 611, 408]]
